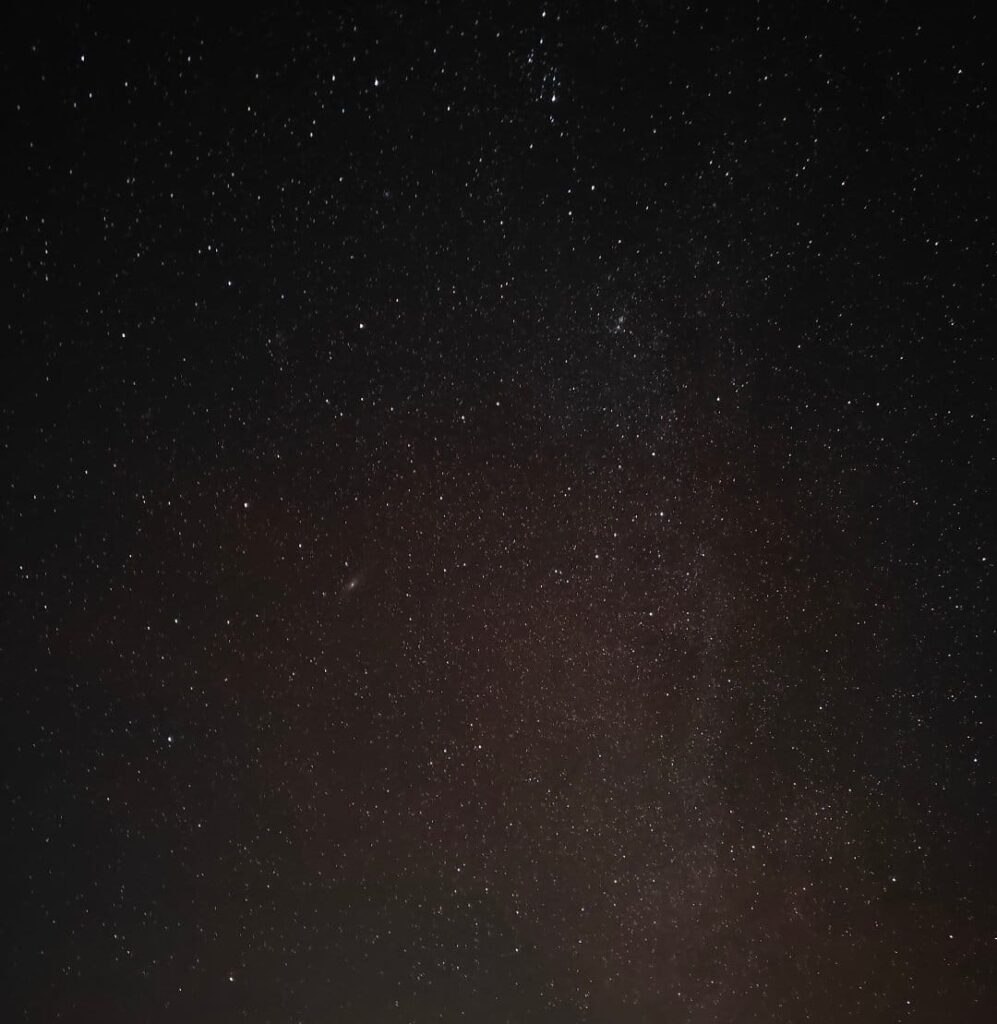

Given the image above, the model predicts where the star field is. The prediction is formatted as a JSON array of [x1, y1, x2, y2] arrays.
[[3, 4, 993, 1022]]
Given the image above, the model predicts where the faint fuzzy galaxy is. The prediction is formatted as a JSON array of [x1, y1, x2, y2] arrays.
[[3, 4, 993, 1022]]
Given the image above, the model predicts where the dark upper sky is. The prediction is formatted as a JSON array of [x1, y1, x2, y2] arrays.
[[2, 3, 993, 1022]]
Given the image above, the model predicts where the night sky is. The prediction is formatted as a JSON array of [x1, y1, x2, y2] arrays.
[[3, 4, 994, 1021]]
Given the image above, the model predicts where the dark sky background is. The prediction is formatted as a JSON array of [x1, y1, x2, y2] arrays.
[[2, 3, 993, 1021]]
